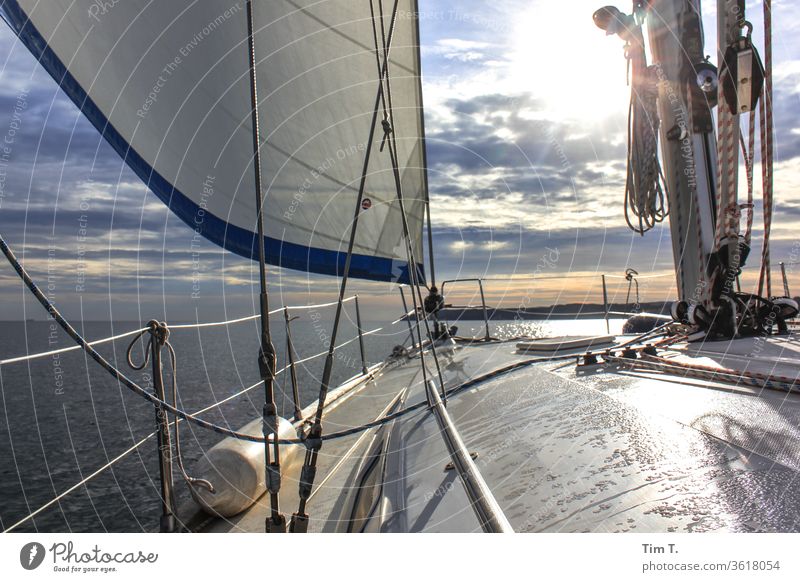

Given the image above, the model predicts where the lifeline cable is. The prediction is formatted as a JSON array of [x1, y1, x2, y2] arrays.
[[2, 227, 442, 446], [0, 231, 272, 444], [1, 227, 687, 448]]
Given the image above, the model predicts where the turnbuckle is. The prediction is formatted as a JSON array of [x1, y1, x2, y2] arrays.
[[266, 513, 287, 533], [298, 464, 317, 501], [266, 462, 282, 495], [289, 512, 309, 533]]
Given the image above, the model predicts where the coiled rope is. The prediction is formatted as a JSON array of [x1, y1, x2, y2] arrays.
[[624, 37, 668, 234]]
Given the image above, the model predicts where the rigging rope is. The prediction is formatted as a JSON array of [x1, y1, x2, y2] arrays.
[[624, 33, 668, 235], [243, 0, 285, 531], [288, 0, 447, 532], [1, 342, 586, 533], [714, 101, 739, 248], [287, 0, 403, 533], [606, 351, 800, 394], [741, 110, 756, 245], [702, 3, 781, 336], [373, 0, 449, 408], [0, 231, 289, 444], [0, 326, 148, 366], [1, 228, 394, 447], [125, 325, 214, 493], [714, 12, 746, 251], [3, 217, 685, 530], [0, 298, 360, 367], [758, 0, 774, 299]]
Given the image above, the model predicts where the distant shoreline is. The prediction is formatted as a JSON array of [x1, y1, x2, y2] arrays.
[[412, 302, 672, 321]]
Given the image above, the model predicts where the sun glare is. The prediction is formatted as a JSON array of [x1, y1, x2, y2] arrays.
[[510, 2, 632, 123]]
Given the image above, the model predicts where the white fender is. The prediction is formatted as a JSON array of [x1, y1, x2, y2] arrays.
[[189, 416, 302, 518]]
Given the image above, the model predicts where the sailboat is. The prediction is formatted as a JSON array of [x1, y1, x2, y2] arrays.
[[2, 0, 800, 533]]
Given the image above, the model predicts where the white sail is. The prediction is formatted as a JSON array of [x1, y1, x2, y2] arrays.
[[1, 0, 427, 283]]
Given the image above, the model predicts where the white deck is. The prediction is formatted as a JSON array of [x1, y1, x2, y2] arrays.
[[188, 332, 800, 533]]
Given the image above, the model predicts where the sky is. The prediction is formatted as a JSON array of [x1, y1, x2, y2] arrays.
[[0, 0, 799, 323]]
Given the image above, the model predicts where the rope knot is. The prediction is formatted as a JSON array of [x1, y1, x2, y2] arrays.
[[147, 319, 170, 346]]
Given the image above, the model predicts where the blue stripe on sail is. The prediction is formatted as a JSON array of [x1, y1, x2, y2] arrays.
[[0, 1, 422, 284]]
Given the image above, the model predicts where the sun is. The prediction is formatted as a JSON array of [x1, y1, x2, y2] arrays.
[[509, 1, 633, 123]]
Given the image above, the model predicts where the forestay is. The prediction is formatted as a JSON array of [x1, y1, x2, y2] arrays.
[[0, 0, 427, 282]]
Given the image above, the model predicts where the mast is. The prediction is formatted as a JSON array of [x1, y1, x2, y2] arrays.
[[596, 1, 793, 336], [245, 0, 285, 533], [644, 0, 718, 306]]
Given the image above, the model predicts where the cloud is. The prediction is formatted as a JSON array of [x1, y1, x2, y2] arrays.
[[1, 0, 800, 323], [425, 38, 494, 63]]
